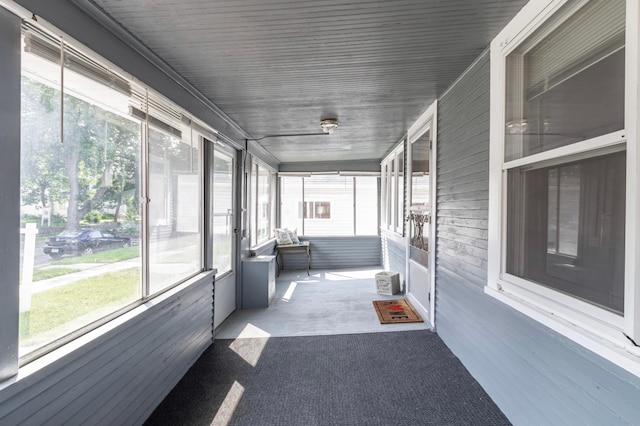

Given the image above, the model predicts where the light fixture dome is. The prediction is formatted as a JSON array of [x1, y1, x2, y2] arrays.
[[320, 119, 339, 134]]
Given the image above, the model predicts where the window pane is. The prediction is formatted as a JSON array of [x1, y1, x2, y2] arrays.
[[250, 163, 258, 245], [381, 163, 388, 228], [410, 131, 430, 263], [505, 0, 625, 161], [303, 176, 353, 236], [280, 177, 303, 233], [148, 127, 200, 294], [389, 159, 396, 229], [396, 153, 404, 231], [257, 165, 271, 243], [411, 130, 430, 208], [20, 40, 142, 356], [507, 151, 626, 314], [355, 177, 379, 235], [212, 149, 234, 275]]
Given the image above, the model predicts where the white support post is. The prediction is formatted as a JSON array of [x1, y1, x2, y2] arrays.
[[20, 223, 39, 314]]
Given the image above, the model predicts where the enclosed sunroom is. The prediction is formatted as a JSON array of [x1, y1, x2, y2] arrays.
[[1, 0, 640, 424]]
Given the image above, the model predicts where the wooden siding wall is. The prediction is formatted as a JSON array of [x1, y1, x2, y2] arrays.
[[435, 50, 640, 424], [277, 236, 381, 271], [381, 231, 405, 288], [0, 273, 214, 425]]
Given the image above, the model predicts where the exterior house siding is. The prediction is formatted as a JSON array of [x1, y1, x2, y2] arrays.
[[435, 50, 640, 424], [0, 273, 214, 425]]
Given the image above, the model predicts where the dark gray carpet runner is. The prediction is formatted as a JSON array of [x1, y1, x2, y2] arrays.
[[145, 330, 510, 425]]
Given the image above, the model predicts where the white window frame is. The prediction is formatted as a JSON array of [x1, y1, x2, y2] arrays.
[[11, 14, 216, 365], [251, 159, 275, 247], [381, 142, 405, 235], [487, 0, 640, 376]]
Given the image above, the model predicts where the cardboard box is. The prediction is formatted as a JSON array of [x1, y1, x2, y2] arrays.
[[375, 271, 400, 295]]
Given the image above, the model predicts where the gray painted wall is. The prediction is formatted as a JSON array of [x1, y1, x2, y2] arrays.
[[0, 7, 20, 382], [381, 231, 406, 290], [255, 236, 381, 271], [0, 273, 214, 425], [435, 50, 640, 424]]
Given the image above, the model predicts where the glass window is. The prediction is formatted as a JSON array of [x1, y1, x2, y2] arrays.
[[380, 163, 388, 228], [212, 148, 234, 275], [410, 130, 430, 265], [355, 177, 379, 236], [493, 0, 628, 321], [411, 130, 430, 209], [280, 176, 303, 233], [507, 151, 626, 314], [486, 0, 640, 373], [280, 175, 378, 236], [380, 144, 404, 234], [302, 176, 353, 236], [16, 20, 212, 363], [396, 151, 404, 233], [504, 0, 625, 162], [19, 33, 142, 356], [251, 161, 274, 246], [147, 123, 201, 294]]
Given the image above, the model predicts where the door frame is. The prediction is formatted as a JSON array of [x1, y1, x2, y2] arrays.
[[208, 139, 240, 329], [405, 100, 437, 327]]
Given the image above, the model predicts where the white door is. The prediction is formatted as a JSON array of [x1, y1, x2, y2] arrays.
[[211, 144, 238, 329], [405, 103, 437, 326]]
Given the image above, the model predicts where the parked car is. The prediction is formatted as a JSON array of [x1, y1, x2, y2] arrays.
[[43, 229, 131, 258]]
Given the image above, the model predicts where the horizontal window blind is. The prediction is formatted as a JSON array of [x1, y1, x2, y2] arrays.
[[23, 23, 131, 96], [525, 0, 625, 99]]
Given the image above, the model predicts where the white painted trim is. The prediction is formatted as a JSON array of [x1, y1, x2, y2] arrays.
[[406, 292, 431, 330], [408, 101, 437, 140], [497, 274, 624, 334], [502, 131, 626, 170], [381, 143, 405, 237], [405, 100, 437, 327], [429, 101, 438, 327], [488, 0, 640, 373], [487, 33, 505, 290], [625, 0, 640, 343]]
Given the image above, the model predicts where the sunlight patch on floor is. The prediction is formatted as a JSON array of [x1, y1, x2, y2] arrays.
[[281, 281, 298, 302], [210, 380, 244, 426], [230, 323, 271, 367]]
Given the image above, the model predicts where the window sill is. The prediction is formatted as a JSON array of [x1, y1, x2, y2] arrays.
[[250, 238, 276, 254], [485, 284, 640, 378]]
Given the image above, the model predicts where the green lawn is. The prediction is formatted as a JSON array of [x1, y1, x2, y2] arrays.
[[52, 246, 140, 265], [32, 267, 81, 282], [20, 267, 141, 340]]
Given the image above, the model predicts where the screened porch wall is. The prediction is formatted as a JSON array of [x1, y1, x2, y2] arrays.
[[434, 49, 640, 424], [0, 273, 214, 425], [275, 236, 381, 271]]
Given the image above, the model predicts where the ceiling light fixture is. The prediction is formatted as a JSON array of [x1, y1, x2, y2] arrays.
[[320, 119, 339, 134]]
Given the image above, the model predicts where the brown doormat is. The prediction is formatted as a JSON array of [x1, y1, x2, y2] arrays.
[[372, 299, 424, 324]]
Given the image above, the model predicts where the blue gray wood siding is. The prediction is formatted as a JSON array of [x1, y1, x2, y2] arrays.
[[435, 50, 640, 424], [0, 273, 214, 425], [381, 231, 405, 287], [277, 236, 381, 271]]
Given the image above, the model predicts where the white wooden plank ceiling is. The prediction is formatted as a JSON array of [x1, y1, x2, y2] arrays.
[[86, 0, 528, 164]]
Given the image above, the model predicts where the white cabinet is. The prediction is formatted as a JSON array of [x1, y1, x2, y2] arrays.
[[241, 255, 276, 308]]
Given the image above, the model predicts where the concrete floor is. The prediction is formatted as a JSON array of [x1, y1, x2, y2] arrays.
[[215, 267, 431, 339]]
